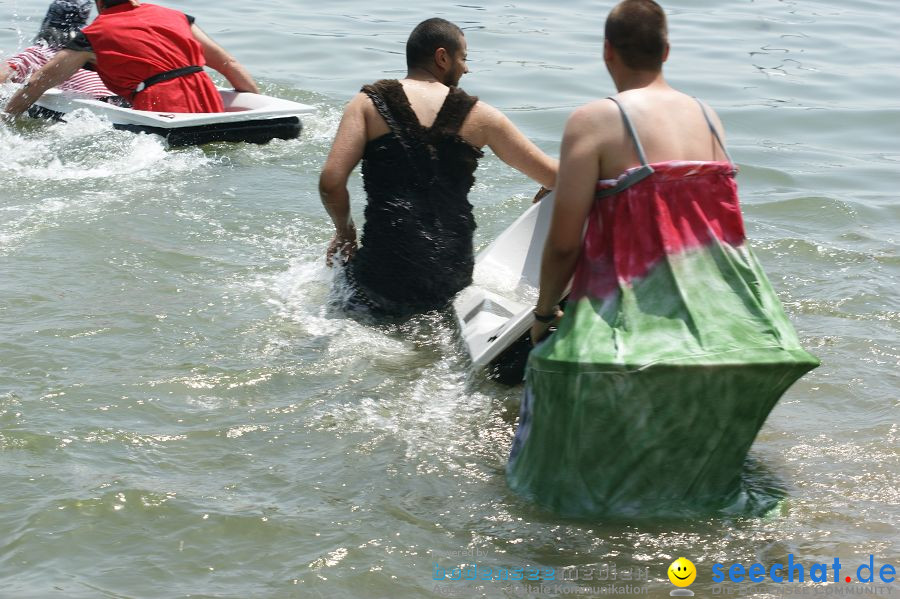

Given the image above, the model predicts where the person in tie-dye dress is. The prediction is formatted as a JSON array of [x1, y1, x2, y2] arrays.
[[507, 0, 819, 517]]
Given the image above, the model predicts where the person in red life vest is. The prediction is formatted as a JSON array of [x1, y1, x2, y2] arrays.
[[3, 0, 258, 116]]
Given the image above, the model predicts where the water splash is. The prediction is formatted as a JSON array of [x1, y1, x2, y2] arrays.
[[0, 105, 215, 181]]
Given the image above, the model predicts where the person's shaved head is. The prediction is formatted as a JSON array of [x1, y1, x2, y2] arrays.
[[406, 18, 464, 70], [605, 0, 668, 71]]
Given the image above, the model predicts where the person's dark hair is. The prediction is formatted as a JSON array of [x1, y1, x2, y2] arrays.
[[406, 18, 464, 70], [604, 0, 668, 71], [34, 0, 91, 47]]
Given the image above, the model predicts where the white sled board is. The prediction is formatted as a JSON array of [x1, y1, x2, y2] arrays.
[[454, 192, 563, 369], [30, 88, 315, 146]]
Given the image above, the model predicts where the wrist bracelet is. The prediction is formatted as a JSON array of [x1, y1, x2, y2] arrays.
[[533, 308, 557, 323]]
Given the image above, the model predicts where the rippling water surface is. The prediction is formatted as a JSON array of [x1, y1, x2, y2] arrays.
[[0, 1, 897, 597]]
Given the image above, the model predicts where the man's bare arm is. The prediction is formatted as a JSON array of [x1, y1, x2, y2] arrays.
[[319, 93, 369, 265], [477, 103, 557, 189], [191, 24, 259, 94], [4, 49, 93, 116], [0, 62, 13, 85], [531, 104, 607, 342]]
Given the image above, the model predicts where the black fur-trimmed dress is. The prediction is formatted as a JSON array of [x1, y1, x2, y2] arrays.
[[342, 79, 483, 319]]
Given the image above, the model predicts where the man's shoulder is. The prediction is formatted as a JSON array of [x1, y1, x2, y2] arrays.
[[449, 84, 477, 101], [558, 99, 622, 155], [354, 80, 398, 117], [360, 78, 399, 94], [65, 30, 94, 53], [574, 98, 619, 119], [566, 99, 620, 134], [462, 96, 497, 122]]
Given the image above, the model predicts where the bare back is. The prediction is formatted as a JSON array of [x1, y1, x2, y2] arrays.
[[596, 87, 729, 180]]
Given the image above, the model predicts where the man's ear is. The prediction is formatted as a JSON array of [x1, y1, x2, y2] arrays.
[[434, 47, 450, 70], [661, 41, 670, 63]]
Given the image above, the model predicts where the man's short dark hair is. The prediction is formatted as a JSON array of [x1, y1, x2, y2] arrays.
[[35, 0, 91, 47], [406, 18, 464, 70], [605, 0, 668, 71]]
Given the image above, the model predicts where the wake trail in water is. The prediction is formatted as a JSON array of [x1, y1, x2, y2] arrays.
[[0, 95, 221, 254]]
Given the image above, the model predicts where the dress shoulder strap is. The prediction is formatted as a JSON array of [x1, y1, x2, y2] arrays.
[[430, 87, 479, 136], [609, 96, 651, 167], [361, 79, 415, 142], [596, 97, 655, 198], [693, 97, 734, 166]]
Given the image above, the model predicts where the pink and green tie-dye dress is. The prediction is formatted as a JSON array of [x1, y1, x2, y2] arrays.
[[507, 98, 819, 517]]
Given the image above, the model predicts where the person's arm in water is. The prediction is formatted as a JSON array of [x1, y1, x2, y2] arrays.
[[3, 49, 93, 116], [473, 102, 558, 191], [530, 101, 613, 344], [319, 92, 369, 266], [0, 62, 14, 85], [191, 24, 259, 94]]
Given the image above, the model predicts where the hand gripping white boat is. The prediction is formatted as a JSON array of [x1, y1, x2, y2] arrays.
[[453, 192, 569, 382], [28, 88, 316, 146]]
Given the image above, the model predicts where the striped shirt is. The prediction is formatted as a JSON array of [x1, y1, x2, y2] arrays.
[[5, 44, 114, 99]]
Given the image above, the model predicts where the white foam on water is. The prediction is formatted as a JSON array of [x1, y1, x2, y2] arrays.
[[260, 255, 418, 362], [0, 102, 221, 253], [0, 107, 216, 182], [298, 103, 343, 145], [472, 257, 539, 305], [0, 191, 112, 254], [261, 254, 341, 334], [252, 246, 482, 458]]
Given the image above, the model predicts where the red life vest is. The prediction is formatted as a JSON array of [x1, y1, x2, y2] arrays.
[[82, 3, 223, 113]]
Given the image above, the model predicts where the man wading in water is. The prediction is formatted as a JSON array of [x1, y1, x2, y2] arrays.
[[319, 18, 557, 320], [506, 0, 818, 516]]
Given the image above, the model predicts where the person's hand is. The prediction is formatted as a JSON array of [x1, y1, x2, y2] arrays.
[[326, 235, 357, 267], [532, 186, 552, 203], [530, 306, 563, 345]]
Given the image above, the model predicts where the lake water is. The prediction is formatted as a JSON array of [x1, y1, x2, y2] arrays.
[[1, 1, 898, 597]]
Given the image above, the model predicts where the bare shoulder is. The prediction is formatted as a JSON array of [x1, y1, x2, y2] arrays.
[[562, 99, 620, 150], [695, 97, 727, 138], [694, 97, 721, 117], [457, 100, 512, 147], [345, 91, 371, 112], [346, 90, 394, 141], [345, 91, 377, 124], [466, 99, 505, 125], [568, 99, 619, 131]]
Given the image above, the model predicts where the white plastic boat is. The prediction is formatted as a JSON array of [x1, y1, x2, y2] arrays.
[[28, 88, 315, 146], [453, 192, 569, 380]]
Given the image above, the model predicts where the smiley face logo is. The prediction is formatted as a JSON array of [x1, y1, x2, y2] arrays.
[[668, 557, 697, 587]]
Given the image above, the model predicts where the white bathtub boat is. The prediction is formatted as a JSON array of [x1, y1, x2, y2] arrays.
[[453, 192, 570, 382], [28, 88, 315, 146]]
